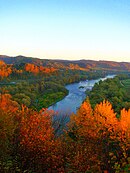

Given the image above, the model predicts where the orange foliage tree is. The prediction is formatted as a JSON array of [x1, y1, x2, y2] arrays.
[[0, 93, 65, 172], [25, 63, 39, 74], [67, 99, 130, 172], [0, 93, 19, 163], [1, 92, 130, 172], [14, 107, 65, 172], [0, 60, 12, 78], [25, 63, 57, 75], [66, 99, 101, 172]]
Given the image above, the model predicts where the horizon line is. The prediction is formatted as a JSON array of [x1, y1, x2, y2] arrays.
[[0, 54, 130, 63]]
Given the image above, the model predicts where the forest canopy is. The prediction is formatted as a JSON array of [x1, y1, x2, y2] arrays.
[[0, 93, 130, 172]]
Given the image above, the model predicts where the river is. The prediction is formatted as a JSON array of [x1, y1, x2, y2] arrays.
[[49, 74, 115, 116]]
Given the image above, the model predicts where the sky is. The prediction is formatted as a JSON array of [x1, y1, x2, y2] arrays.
[[0, 0, 130, 62]]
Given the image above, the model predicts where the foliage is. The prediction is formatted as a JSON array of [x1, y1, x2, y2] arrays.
[[67, 99, 130, 172], [0, 94, 65, 172], [0, 93, 130, 172], [0, 60, 12, 79], [0, 94, 19, 171], [0, 67, 106, 111], [88, 76, 130, 114]]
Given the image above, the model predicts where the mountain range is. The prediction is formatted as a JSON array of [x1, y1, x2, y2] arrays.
[[0, 55, 130, 71]]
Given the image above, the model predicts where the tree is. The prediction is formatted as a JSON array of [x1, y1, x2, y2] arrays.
[[0, 93, 65, 172], [0, 60, 12, 79], [13, 93, 31, 107], [67, 99, 130, 172], [14, 107, 64, 172], [0, 93, 19, 171], [66, 99, 101, 172]]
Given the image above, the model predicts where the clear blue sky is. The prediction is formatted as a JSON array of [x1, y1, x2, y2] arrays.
[[0, 0, 130, 62]]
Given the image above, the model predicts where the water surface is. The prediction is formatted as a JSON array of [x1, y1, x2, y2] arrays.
[[49, 75, 115, 116]]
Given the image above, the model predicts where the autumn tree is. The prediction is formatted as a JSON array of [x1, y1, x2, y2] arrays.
[[25, 63, 39, 74], [12, 106, 64, 172], [0, 60, 12, 79], [67, 99, 130, 172], [118, 108, 130, 171], [1, 92, 129, 172], [0, 93, 19, 172], [0, 93, 65, 172], [66, 99, 101, 172], [25, 63, 57, 75]]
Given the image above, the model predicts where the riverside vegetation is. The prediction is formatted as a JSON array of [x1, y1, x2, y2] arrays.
[[0, 59, 107, 110]]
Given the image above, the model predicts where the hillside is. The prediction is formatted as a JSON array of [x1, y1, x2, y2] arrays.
[[0, 55, 130, 72]]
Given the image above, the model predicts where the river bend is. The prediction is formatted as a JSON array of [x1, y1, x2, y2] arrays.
[[49, 75, 115, 116]]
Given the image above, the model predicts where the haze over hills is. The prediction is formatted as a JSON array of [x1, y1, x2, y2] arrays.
[[0, 55, 130, 72]]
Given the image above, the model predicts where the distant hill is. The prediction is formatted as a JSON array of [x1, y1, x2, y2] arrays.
[[0, 55, 130, 72], [0, 55, 39, 65]]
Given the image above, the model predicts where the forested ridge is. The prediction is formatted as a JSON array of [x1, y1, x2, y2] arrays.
[[0, 56, 130, 172], [1, 55, 130, 72]]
